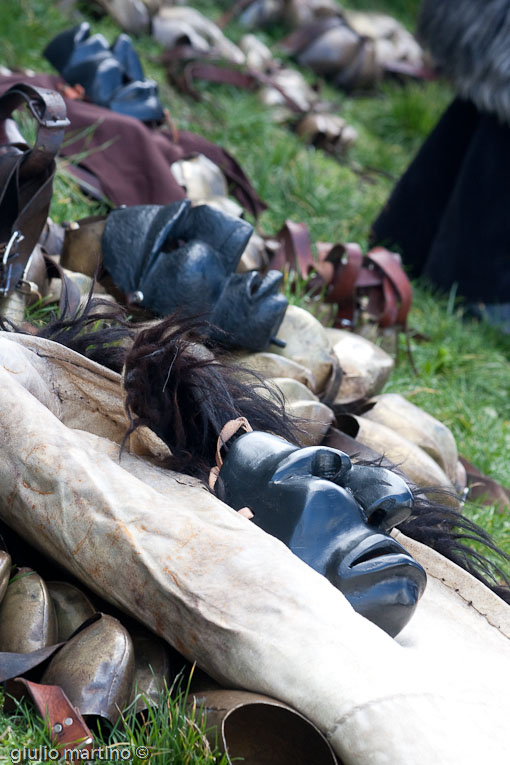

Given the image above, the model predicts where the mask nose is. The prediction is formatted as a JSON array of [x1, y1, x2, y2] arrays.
[[311, 448, 352, 483], [343, 465, 413, 531]]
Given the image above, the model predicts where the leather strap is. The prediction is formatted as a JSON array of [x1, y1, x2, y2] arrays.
[[278, 16, 348, 56], [383, 60, 438, 81], [365, 247, 412, 327], [209, 417, 253, 490], [186, 62, 305, 114], [320, 355, 343, 407], [0, 84, 68, 176], [323, 243, 364, 322], [459, 456, 510, 509], [0, 643, 65, 683], [163, 49, 306, 115], [272, 220, 316, 277], [11, 678, 93, 751], [0, 83, 68, 297], [268, 220, 412, 330]]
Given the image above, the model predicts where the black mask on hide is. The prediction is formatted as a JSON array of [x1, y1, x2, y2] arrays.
[[219, 431, 426, 637], [44, 23, 164, 122], [101, 201, 288, 351]]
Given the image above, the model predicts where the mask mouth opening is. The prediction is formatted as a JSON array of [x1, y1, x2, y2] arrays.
[[348, 537, 409, 569], [350, 543, 401, 567]]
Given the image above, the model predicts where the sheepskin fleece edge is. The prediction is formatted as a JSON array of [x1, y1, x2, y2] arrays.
[[418, 0, 510, 124]]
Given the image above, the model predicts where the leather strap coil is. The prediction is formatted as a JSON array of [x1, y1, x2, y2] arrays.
[[0, 83, 69, 297]]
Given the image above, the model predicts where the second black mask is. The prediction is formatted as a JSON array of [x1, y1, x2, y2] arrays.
[[101, 201, 288, 351]]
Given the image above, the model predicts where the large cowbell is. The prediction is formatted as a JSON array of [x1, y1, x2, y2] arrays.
[[101, 201, 288, 351], [219, 431, 427, 637]]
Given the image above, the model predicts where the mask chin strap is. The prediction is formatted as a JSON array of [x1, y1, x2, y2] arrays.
[[208, 417, 255, 519]]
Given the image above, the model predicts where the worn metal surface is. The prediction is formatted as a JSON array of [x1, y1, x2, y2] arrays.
[[273, 305, 338, 394], [337, 413, 457, 498], [171, 154, 229, 204], [131, 627, 172, 711], [152, 6, 245, 63], [41, 614, 134, 722], [361, 393, 459, 486], [286, 400, 335, 445], [0, 568, 56, 653], [60, 217, 105, 278], [46, 581, 96, 642], [297, 113, 358, 150], [326, 327, 394, 404], [190, 686, 337, 765], [0, 333, 510, 764], [233, 350, 317, 391]]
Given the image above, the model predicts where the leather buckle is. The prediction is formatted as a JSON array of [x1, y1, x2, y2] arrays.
[[0, 231, 24, 296], [16, 280, 43, 301], [6, 87, 70, 130], [25, 97, 70, 129]]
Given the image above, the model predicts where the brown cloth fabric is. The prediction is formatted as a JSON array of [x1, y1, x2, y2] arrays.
[[0, 74, 266, 217]]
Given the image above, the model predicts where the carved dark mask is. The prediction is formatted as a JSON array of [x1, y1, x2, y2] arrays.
[[102, 201, 288, 351], [219, 431, 427, 637], [44, 23, 164, 122]]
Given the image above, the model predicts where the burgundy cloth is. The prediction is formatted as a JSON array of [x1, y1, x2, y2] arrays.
[[0, 74, 266, 217]]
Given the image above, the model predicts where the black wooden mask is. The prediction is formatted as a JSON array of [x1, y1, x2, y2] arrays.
[[219, 431, 427, 637], [102, 201, 288, 351], [44, 22, 164, 122]]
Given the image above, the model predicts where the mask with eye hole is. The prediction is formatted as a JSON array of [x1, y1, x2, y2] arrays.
[[218, 431, 427, 637], [101, 200, 288, 351]]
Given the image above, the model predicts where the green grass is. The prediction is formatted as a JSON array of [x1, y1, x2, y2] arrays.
[[389, 289, 510, 479], [0, 673, 230, 764], [385, 284, 510, 557], [346, 0, 421, 29]]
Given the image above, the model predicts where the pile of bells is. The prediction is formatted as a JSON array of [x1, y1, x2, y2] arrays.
[[0, 549, 338, 763], [232, 303, 467, 498]]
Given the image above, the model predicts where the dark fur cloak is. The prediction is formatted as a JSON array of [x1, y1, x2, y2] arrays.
[[418, 0, 510, 124]]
